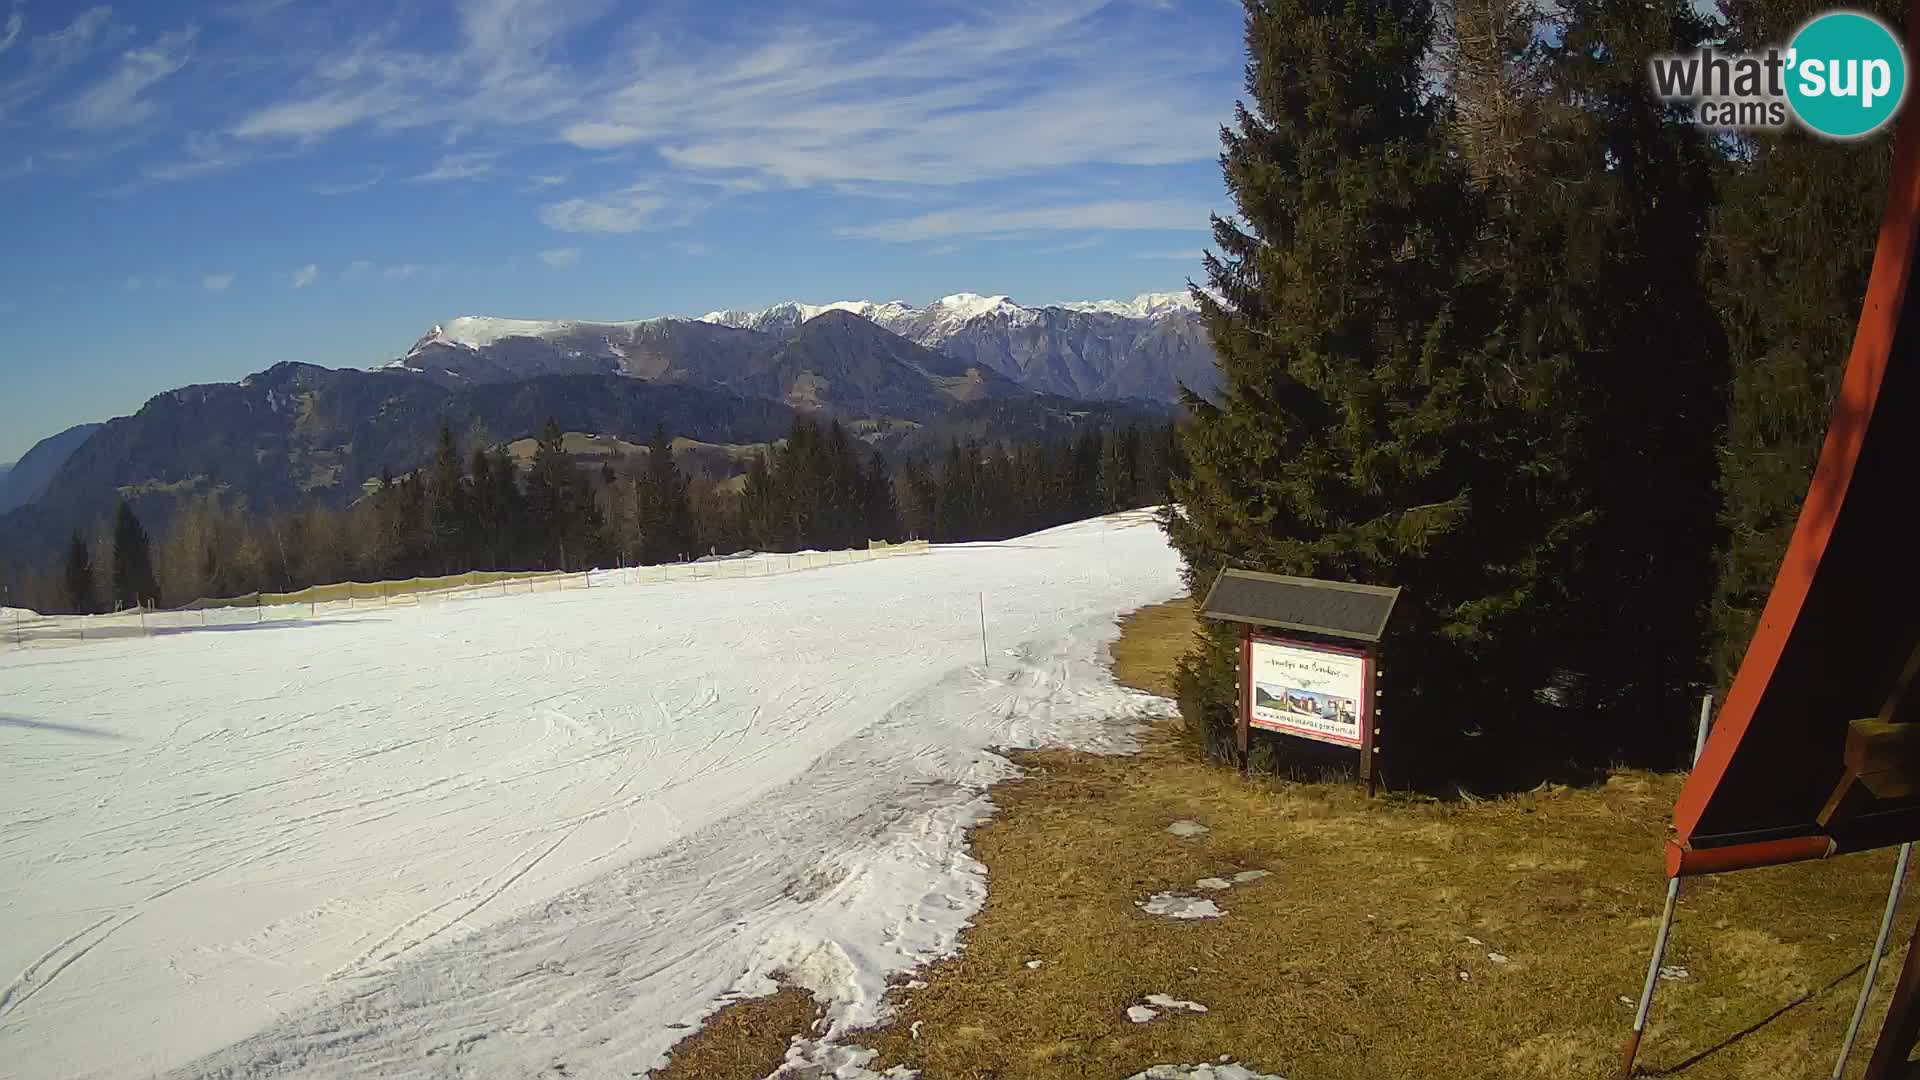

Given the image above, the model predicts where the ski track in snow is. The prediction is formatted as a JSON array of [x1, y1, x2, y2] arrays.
[[0, 511, 1182, 1079]]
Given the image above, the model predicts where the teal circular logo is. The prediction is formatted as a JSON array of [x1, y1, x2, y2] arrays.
[[1786, 11, 1908, 138]]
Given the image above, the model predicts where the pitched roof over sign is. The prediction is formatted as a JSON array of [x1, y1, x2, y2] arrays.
[[1199, 569, 1401, 644]]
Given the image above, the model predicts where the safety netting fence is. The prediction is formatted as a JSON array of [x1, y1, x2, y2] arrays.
[[2, 540, 929, 647]]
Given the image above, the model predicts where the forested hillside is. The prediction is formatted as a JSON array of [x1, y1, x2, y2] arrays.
[[15, 417, 1178, 614]]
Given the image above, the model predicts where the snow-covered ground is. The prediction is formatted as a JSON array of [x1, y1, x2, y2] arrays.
[[0, 511, 1182, 1079]]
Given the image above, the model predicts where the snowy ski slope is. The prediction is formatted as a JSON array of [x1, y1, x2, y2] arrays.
[[0, 510, 1182, 1079]]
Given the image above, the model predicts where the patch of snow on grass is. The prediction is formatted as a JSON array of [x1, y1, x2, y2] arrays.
[[1144, 993, 1208, 1014], [1128, 1004, 1159, 1023], [1139, 893, 1225, 919], [1128, 1063, 1287, 1080], [1231, 869, 1269, 884], [1167, 819, 1210, 837], [1196, 877, 1233, 890]]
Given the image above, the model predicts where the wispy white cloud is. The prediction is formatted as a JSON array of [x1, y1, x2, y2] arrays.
[[231, 91, 398, 141], [0, 154, 31, 180], [0, 6, 113, 121], [309, 167, 384, 194], [560, 121, 643, 149], [203, 272, 235, 292], [57, 27, 195, 130], [669, 240, 708, 256], [537, 246, 580, 267], [153, 3, 1225, 197], [1032, 236, 1103, 254], [292, 263, 318, 288], [383, 263, 423, 279], [125, 275, 143, 290], [0, 6, 21, 56], [216, 0, 295, 22], [140, 131, 250, 183], [539, 182, 685, 233], [409, 151, 496, 183], [15, 0, 1237, 253], [839, 199, 1211, 243], [343, 259, 375, 279]]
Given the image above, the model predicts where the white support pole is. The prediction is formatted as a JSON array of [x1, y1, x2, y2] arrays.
[[1620, 692, 1715, 1079], [978, 592, 988, 668], [1834, 842, 1916, 1079]]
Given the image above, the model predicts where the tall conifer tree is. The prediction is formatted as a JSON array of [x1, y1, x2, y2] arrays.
[[641, 425, 695, 564], [64, 532, 95, 615], [1708, 0, 1901, 688], [1164, 0, 1556, 766], [110, 501, 160, 609], [427, 425, 469, 574]]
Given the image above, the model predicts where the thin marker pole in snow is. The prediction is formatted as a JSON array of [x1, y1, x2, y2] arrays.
[[979, 593, 988, 668], [1619, 693, 1713, 1079], [1834, 842, 1915, 1079]]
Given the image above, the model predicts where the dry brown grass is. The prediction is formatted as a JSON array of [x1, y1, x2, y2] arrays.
[[652, 988, 822, 1080], [1109, 599, 1201, 700], [655, 600, 1917, 1080]]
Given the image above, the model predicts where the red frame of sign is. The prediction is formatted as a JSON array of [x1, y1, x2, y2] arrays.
[[1239, 630, 1377, 785]]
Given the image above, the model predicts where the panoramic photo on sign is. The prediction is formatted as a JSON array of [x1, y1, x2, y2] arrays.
[[1248, 636, 1367, 749]]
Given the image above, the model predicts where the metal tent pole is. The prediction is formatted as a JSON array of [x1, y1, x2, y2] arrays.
[[1619, 693, 1715, 1079], [1836, 842, 1915, 1079]]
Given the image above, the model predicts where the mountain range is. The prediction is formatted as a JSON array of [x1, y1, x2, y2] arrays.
[[0, 291, 1208, 564], [397, 291, 1217, 403]]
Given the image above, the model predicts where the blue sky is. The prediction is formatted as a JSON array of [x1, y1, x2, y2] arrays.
[[0, 0, 1242, 462]]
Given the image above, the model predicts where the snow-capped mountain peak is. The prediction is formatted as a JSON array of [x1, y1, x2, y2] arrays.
[[929, 292, 1019, 320], [408, 315, 673, 355], [1058, 291, 1200, 320]]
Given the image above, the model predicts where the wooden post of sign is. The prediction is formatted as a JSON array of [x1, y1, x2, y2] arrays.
[[1237, 627, 1253, 777], [1362, 654, 1379, 797]]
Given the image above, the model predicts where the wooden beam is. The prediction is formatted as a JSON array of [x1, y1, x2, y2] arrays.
[[1846, 719, 1920, 800], [1878, 639, 1920, 726]]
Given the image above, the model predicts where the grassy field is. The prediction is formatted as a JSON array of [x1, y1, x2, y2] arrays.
[[656, 601, 1917, 1080]]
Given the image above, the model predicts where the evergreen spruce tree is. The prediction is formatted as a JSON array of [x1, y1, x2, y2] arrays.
[[110, 501, 160, 609], [64, 532, 95, 614], [641, 424, 695, 564], [526, 419, 576, 569], [1164, 0, 1554, 768], [825, 421, 863, 549], [489, 447, 524, 568], [1098, 429, 1140, 513], [899, 459, 936, 540], [862, 451, 898, 544], [1508, 0, 1725, 760], [1708, 0, 1901, 688], [468, 448, 499, 569], [427, 425, 469, 574], [740, 454, 784, 551]]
